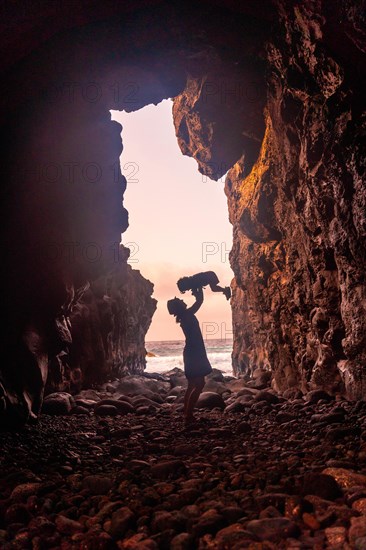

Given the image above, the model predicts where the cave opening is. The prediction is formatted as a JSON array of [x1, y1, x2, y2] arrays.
[[110, 99, 234, 374]]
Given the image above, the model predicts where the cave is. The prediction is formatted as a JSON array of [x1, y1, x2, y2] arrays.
[[1, 1, 366, 547]]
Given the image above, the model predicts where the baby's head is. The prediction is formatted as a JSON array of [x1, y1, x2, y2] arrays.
[[177, 277, 190, 293], [167, 297, 187, 320]]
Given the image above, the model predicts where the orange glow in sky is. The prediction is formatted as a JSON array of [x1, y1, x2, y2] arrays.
[[111, 100, 233, 342]]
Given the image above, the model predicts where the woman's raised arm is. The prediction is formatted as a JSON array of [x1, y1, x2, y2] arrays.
[[187, 287, 203, 314]]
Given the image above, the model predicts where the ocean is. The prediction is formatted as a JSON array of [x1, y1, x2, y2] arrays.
[[145, 338, 234, 376]]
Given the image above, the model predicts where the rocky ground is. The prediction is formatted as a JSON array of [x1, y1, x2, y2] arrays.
[[1, 369, 366, 549]]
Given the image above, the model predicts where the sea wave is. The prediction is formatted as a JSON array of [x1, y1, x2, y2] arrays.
[[146, 350, 233, 375]]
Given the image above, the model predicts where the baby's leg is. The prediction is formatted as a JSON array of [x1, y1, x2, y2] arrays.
[[209, 284, 225, 293], [210, 284, 231, 300]]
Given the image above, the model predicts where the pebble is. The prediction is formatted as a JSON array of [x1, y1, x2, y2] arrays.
[[10, 482, 42, 502], [246, 517, 300, 541], [196, 392, 226, 410], [55, 514, 83, 534], [322, 468, 366, 489], [108, 506, 135, 538], [83, 475, 113, 495], [94, 405, 118, 416], [302, 473, 343, 500]]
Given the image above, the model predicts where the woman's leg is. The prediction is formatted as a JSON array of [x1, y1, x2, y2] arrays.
[[185, 376, 205, 422], [183, 380, 195, 418]]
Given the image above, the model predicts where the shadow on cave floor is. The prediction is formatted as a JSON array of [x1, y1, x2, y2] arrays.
[[0, 370, 364, 547]]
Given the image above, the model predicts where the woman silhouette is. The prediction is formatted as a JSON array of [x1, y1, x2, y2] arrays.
[[167, 287, 212, 425]]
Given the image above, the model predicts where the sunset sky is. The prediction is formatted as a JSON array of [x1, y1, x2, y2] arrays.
[[111, 100, 233, 342]]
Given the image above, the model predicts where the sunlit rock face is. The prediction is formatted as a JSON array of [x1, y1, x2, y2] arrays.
[[0, 0, 365, 426], [225, 2, 366, 397], [173, 2, 366, 398]]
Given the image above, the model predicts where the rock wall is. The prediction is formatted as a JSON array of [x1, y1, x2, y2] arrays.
[[46, 245, 157, 394], [173, 1, 366, 398], [226, 0, 366, 398], [1, 87, 159, 425]]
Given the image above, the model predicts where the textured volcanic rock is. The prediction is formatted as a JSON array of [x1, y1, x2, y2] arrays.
[[172, 1, 366, 398], [225, 2, 366, 397]]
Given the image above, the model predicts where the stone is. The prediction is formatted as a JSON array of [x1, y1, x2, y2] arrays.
[[150, 460, 186, 479], [311, 412, 345, 424], [191, 509, 224, 537], [117, 533, 158, 549], [255, 493, 289, 513], [174, 444, 195, 456], [83, 475, 113, 495], [276, 412, 295, 423], [324, 526, 347, 549], [74, 398, 98, 408], [203, 379, 230, 395], [94, 399, 135, 415], [352, 498, 366, 514], [349, 516, 366, 546], [225, 400, 250, 413], [117, 395, 133, 404], [28, 516, 56, 535], [108, 507, 135, 538], [110, 427, 132, 439], [214, 524, 258, 547], [94, 405, 118, 417], [71, 405, 90, 415], [322, 468, 366, 489], [196, 392, 226, 410], [259, 505, 282, 519], [77, 531, 115, 549], [251, 369, 272, 389], [55, 515, 83, 535], [236, 421, 252, 434], [170, 532, 194, 550], [10, 483, 42, 502], [246, 518, 300, 541], [283, 388, 303, 400], [302, 512, 320, 530], [305, 390, 333, 404], [42, 393, 74, 415], [302, 473, 343, 500], [118, 377, 163, 401], [151, 511, 180, 532], [4, 504, 32, 525]]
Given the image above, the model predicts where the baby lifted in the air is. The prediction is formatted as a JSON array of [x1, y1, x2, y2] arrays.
[[177, 271, 231, 300]]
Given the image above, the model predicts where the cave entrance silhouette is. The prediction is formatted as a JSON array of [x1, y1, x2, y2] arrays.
[[0, 2, 267, 425]]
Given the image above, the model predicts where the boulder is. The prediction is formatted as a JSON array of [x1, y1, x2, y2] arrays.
[[196, 392, 226, 410], [83, 475, 113, 495], [94, 405, 118, 416], [305, 390, 334, 404], [94, 399, 135, 414], [42, 393, 74, 415], [118, 376, 167, 399], [246, 518, 300, 541]]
